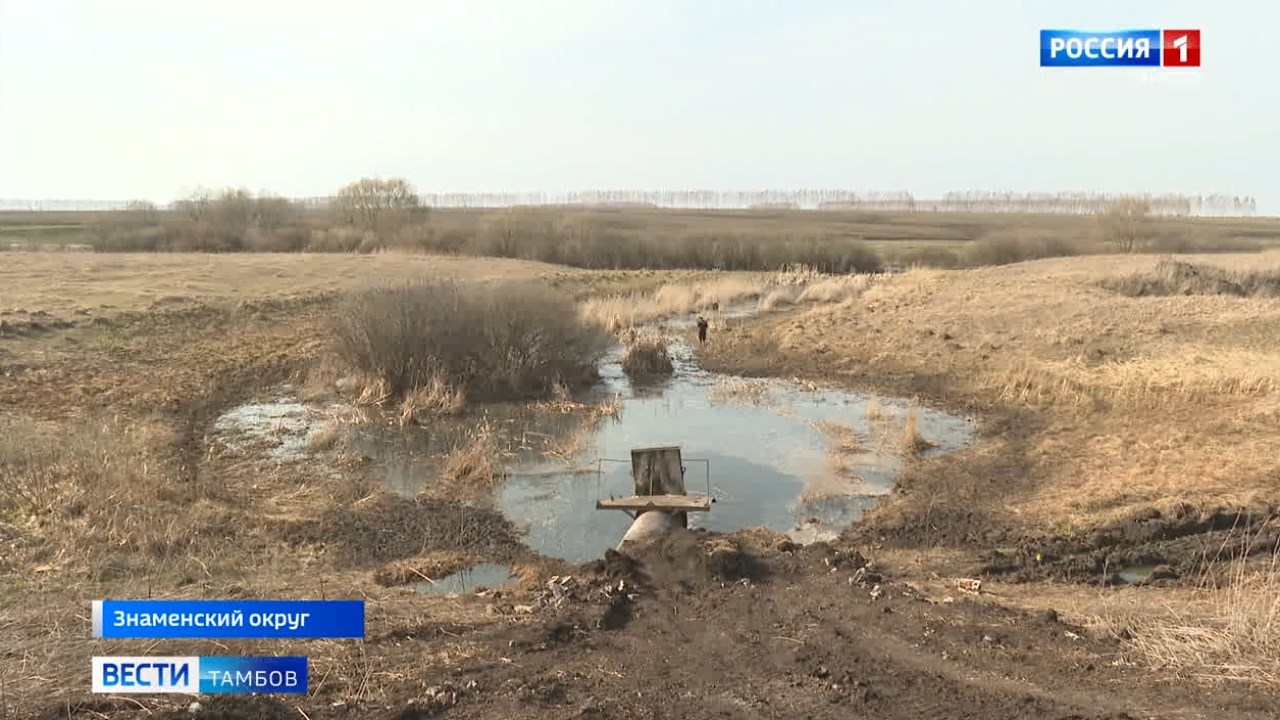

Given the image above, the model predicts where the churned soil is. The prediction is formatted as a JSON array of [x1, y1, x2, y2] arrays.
[[34, 532, 1279, 719]]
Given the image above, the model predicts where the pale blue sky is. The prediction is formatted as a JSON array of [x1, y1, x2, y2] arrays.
[[0, 1, 1275, 212]]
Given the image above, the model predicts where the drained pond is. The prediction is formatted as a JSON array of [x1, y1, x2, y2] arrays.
[[214, 310, 976, 564]]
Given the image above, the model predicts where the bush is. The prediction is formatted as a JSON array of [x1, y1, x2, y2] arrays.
[[1102, 259, 1280, 298], [246, 226, 311, 252], [332, 279, 611, 404], [457, 209, 884, 273], [1144, 233, 1265, 254], [896, 246, 962, 268], [88, 189, 309, 253], [963, 233, 1094, 267], [1102, 196, 1153, 253], [620, 332, 674, 378], [306, 227, 366, 253]]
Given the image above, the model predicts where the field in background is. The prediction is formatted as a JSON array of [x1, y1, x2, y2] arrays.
[[4, 206, 1280, 271]]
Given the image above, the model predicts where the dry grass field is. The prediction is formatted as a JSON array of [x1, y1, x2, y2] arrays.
[[2, 244, 1279, 718], [0, 252, 599, 314]]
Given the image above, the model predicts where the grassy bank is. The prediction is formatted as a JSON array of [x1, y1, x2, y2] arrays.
[[698, 253, 1280, 533]]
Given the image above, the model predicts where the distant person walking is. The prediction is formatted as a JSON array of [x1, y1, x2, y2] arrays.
[[696, 316, 709, 345]]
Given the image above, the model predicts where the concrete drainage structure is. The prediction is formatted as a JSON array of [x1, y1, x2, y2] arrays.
[[595, 445, 712, 550]]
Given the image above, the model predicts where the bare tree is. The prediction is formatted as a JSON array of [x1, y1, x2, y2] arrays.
[[333, 177, 423, 234], [122, 200, 160, 225], [1103, 196, 1153, 253], [172, 188, 216, 222]]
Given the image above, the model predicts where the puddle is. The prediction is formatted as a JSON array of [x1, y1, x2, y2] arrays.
[[415, 564, 516, 595], [212, 389, 337, 461], [1117, 565, 1158, 584], [344, 404, 594, 497]]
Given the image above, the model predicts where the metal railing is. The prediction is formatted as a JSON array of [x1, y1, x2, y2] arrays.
[[594, 456, 711, 503]]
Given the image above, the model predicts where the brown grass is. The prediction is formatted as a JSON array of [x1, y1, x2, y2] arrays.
[[1103, 258, 1280, 299], [373, 551, 472, 587], [699, 253, 1280, 528], [898, 407, 937, 456], [397, 375, 467, 425], [441, 421, 507, 487], [1127, 556, 1280, 686], [0, 252, 579, 315], [579, 276, 765, 332], [333, 278, 610, 406], [0, 415, 194, 579], [814, 420, 863, 455], [708, 378, 773, 405], [541, 414, 603, 462], [864, 398, 888, 422], [620, 332, 674, 378], [757, 272, 877, 311], [581, 272, 879, 334], [307, 421, 342, 451]]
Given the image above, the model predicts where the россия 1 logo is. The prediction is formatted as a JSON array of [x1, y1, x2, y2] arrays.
[[1040, 29, 1200, 67]]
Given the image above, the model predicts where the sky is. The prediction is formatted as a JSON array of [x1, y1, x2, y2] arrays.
[[0, 0, 1276, 213]]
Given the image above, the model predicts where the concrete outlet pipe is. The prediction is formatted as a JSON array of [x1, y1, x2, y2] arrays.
[[618, 510, 688, 549]]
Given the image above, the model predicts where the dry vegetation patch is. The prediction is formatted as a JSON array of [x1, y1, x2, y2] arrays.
[[1127, 554, 1280, 686], [620, 331, 675, 379], [580, 275, 765, 332], [580, 269, 880, 333], [332, 279, 611, 412], [0, 252, 577, 316], [1103, 258, 1280, 299], [0, 414, 191, 577], [709, 378, 774, 405]]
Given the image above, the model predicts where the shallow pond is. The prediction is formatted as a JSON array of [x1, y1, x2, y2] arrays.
[[213, 307, 977, 564], [492, 327, 974, 562]]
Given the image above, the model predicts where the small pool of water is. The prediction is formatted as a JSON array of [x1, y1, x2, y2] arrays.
[[1117, 565, 1158, 584], [492, 324, 974, 563], [343, 402, 597, 497], [415, 564, 516, 595]]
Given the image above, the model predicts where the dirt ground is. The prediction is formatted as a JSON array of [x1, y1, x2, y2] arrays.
[[2, 252, 1278, 719]]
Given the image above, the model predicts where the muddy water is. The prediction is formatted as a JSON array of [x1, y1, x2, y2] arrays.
[[1116, 565, 1158, 584], [416, 564, 516, 595], [492, 323, 974, 562], [343, 404, 594, 497]]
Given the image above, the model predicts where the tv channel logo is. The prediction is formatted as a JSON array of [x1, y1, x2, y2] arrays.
[[1040, 29, 1200, 67], [92, 656, 307, 694]]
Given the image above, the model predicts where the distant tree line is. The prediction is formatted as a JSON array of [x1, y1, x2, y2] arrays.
[[87, 178, 426, 253], [0, 189, 1261, 217]]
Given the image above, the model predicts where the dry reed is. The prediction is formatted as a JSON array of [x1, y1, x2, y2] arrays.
[[621, 332, 674, 378], [898, 407, 937, 456]]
